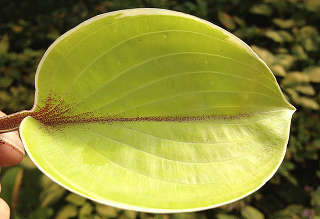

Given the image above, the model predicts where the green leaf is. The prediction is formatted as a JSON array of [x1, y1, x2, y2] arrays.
[[306, 67, 320, 83], [0, 34, 9, 54], [250, 4, 273, 16], [20, 156, 37, 169], [274, 55, 296, 70], [122, 210, 137, 219], [25, 207, 54, 219], [40, 175, 66, 207], [270, 65, 286, 77], [311, 188, 320, 207], [265, 30, 283, 43], [282, 72, 309, 86], [79, 202, 93, 219], [305, 0, 320, 12], [265, 30, 293, 43], [292, 45, 308, 60], [272, 19, 295, 29], [55, 204, 78, 219], [241, 206, 265, 219], [278, 31, 293, 42], [218, 12, 236, 30], [65, 193, 86, 206], [6, 8, 294, 212], [251, 45, 275, 66], [294, 85, 315, 96], [0, 167, 23, 214], [96, 204, 118, 218], [216, 213, 239, 219], [272, 204, 304, 218], [286, 88, 319, 110], [171, 213, 201, 219]]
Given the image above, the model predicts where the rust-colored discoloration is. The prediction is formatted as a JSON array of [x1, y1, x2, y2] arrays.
[[0, 111, 32, 133], [0, 94, 252, 133]]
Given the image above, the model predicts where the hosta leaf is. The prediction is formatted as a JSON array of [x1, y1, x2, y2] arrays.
[[282, 72, 309, 86], [270, 65, 286, 77], [55, 204, 78, 219], [286, 88, 319, 110], [272, 18, 294, 29], [0, 35, 9, 54], [65, 193, 86, 206], [241, 206, 264, 219], [216, 214, 239, 219], [251, 45, 275, 66], [265, 30, 283, 43], [292, 45, 308, 60], [96, 204, 118, 218], [79, 202, 93, 218], [305, 0, 320, 12], [0, 9, 295, 212], [0, 167, 23, 212], [274, 55, 296, 70], [218, 12, 236, 30], [250, 4, 273, 16], [294, 85, 315, 96], [306, 67, 320, 83]]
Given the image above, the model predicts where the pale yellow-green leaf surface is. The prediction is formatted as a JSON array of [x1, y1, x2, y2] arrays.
[[19, 8, 295, 212]]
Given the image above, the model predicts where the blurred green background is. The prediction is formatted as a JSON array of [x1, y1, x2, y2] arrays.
[[0, 0, 320, 218]]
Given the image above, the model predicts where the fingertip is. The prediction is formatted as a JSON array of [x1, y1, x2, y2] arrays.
[[0, 141, 24, 166], [0, 198, 10, 219]]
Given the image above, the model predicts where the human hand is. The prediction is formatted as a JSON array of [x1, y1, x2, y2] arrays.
[[0, 111, 25, 219]]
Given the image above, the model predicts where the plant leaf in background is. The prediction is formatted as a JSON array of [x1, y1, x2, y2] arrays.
[[0, 166, 23, 217], [0, 8, 295, 212]]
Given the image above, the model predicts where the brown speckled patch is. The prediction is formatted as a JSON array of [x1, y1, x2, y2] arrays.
[[0, 94, 253, 133]]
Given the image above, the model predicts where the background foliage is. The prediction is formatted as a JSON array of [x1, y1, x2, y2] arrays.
[[0, 0, 319, 218]]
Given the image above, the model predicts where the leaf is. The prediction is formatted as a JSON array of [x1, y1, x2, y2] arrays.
[[299, 26, 318, 40], [271, 65, 286, 77], [303, 38, 317, 51], [294, 85, 315, 96], [292, 45, 308, 60], [20, 156, 37, 169], [272, 204, 304, 218], [216, 214, 239, 219], [250, 4, 273, 16], [278, 31, 293, 42], [311, 188, 320, 207], [286, 89, 319, 110], [306, 67, 320, 83], [282, 72, 309, 86], [305, 0, 320, 12], [96, 204, 118, 218], [25, 207, 54, 219], [0, 167, 23, 215], [122, 210, 137, 219], [265, 30, 283, 42], [1, 8, 295, 212], [172, 213, 200, 219], [265, 30, 293, 43], [65, 193, 86, 206], [233, 16, 245, 27], [241, 206, 265, 219], [278, 161, 298, 185], [274, 55, 296, 69], [218, 12, 236, 30], [272, 18, 295, 29], [0, 34, 9, 54], [251, 45, 275, 66], [55, 204, 78, 219], [79, 202, 93, 219], [40, 175, 66, 207]]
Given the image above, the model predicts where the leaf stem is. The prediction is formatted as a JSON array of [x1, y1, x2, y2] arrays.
[[0, 111, 32, 134]]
